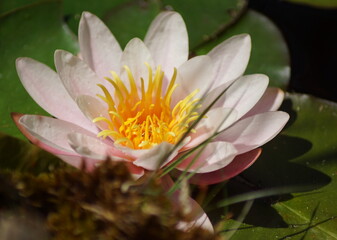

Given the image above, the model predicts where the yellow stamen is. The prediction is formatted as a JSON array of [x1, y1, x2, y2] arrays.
[[93, 64, 202, 150]]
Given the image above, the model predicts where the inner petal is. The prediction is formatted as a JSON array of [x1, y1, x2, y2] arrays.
[[93, 64, 202, 150]]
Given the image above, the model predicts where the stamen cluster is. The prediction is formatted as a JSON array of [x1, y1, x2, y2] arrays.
[[94, 64, 201, 149]]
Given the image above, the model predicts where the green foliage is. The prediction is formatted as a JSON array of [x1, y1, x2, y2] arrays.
[[0, 0, 78, 139]]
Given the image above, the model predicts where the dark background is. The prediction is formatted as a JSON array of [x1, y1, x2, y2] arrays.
[[249, 0, 337, 102]]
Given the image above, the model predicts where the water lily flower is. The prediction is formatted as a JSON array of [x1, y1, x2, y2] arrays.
[[13, 12, 288, 191], [13, 10, 290, 231]]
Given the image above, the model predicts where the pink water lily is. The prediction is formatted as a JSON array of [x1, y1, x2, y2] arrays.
[[14, 10, 288, 182], [13, 11, 289, 230]]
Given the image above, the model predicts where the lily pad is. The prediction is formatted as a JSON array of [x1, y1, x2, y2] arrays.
[[196, 10, 290, 90], [103, 0, 161, 48], [63, 0, 161, 48], [0, 0, 78, 139], [285, 0, 337, 9], [0, 0, 41, 14], [162, 0, 247, 50], [218, 93, 337, 239]]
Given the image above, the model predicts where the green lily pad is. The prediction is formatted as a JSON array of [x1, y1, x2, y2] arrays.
[[63, 0, 161, 48], [0, 0, 78, 139], [162, 0, 247, 50], [196, 10, 290, 90], [0, 0, 41, 14], [103, 0, 161, 48], [218, 93, 337, 239], [285, 0, 337, 9]]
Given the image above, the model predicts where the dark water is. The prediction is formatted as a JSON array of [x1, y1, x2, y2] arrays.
[[249, 0, 337, 102]]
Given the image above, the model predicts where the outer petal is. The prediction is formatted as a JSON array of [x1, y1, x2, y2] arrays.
[[144, 11, 188, 77], [172, 56, 214, 106], [54, 50, 102, 100], [244, 87, 285, 117], [79, 12, 122, 78], [208, 34, 251, 89], [176, 141, 237, 173], [12, 113, 97, 154], [187, 148, 262, 185], [202, 74, 269, 119], [160, 175, 213, 232], [120, 38, 154, 90], [12, 113, 102, 170], [184, 107, 238, 149], [15, 58, 96, 132], [217, 111, 289, 154]]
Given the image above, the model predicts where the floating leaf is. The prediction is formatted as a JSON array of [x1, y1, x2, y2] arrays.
[[0, 0, 78, 138]]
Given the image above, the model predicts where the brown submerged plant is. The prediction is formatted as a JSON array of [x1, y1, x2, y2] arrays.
[[0, 160, 222, 240]]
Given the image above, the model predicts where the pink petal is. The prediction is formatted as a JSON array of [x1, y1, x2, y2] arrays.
[[176, 141, 237, 173], [208, 34, 251, 90], [117, 141, 180, 171], [67, 132, 128, 160], [202, 74, 269, 119], [144, 11, 188, 78], [187, 148, 262, 185], [15, 58, 96, 132], [120, 38, 154, 90], [172, 56, 214, 106], [124, 162, 145, 180], [76, 95, 110, 131], [184, 107, 238, 149], [12, 113, 97, 155], [217, 111, 289, 154], [161, 175, 213, 232], [79, 12, 122, 79], [244, 87, 285, 118], [54, 50, 102, 100], [116, 137, 190, 171]]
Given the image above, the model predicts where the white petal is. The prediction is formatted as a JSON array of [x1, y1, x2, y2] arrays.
[[68, 132, 127, 160], [54, 50, 102, 100], [244, 87, 285, 117], [79, 12, 122, 79], [177, 141, 237, 173], [144, 11, 188, 77], [120, 38, 154, 90], [117, 137, 190, 171], [117, 142, 176, 170], [76, 95, 110, 131], [172, 56, 214, 106], [208, 34, 251, 89], [17, 114, 97, 154], [16, 58, 96, 131], [185, 107, 238, 149], [217, 111, 289, 154], [202, 74, 269, 119]]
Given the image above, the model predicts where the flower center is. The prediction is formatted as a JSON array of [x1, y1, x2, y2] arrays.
[[93, 64, 201, 150]]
